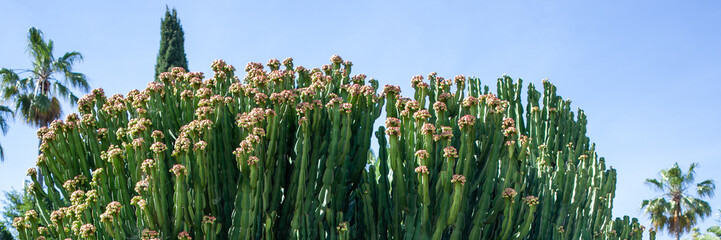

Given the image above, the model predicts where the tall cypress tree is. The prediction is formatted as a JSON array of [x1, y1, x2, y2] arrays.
[[155, 7, 188, 78]]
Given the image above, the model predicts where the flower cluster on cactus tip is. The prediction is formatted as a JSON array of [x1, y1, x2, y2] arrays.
[[12, 217, 27, 230], [385, 126, 401, 137], [24, 210, 38, 221], [141, 229, 160, 239], [131, 196, 147, 209], [247, 156, 260, 166], [100, 201, 122, 223], [330, 55, 343, 64], [458, 114, 476, 128], [522, 195, 539, 206], [462, 96, 479, 107], [150, 141, 167, 153], [203, 215, 217, 224], [415, 166, 429, 175], [451, 174, 466, 185], [501, 117, 517, 136], [434, 126, 453, 141], [170, 164, 188, 176], [26, 167, 37, 177], [432, 101, 447, 113], [502, 188, 518, 199], [410, 75, 424, 87], [385, 117, 401, 128], [421, 123, 435, 135], [382, 85, 401, 96], [412, 109, 431, 121], [79, 223, 96, 238], [443, 146, 458, 159], [178, 231, 192, 240], [337, 221, 349, 232], [415, 149, 429, 159]]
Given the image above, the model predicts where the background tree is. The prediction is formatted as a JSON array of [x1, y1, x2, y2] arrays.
[[1, 186, 35, 236], [0, 27, 89, 185], [700, 226, 721, 240], [689, 210, 721, 240], [154, 7, 188, 79], [642, 162, 716, 240], [0, 222, 12, 240]]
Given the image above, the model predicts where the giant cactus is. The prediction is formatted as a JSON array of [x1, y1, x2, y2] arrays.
[[13, 56, 644, 240], [362, 74, 646, 240]]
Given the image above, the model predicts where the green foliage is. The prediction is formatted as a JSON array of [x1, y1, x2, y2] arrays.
[[0, 105, 13, 161], [698, 226, 721, 240], [1, 185, 35, 239], [2, 186, 36, 226], [155, 7, 189, 79], [689, 210, 721, 240], [642, 163, 715, 240], [17, 56, 644, 239], [0, 222, 13, 240]]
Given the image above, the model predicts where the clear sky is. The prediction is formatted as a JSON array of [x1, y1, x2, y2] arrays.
[[1, 1, 720, 239]]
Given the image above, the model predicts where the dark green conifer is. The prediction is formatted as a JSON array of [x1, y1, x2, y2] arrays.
[[155, 7, 188, 79]]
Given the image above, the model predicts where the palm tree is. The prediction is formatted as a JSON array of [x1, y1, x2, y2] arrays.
[[0, 27, 89, 184], [642, 162, 716, 240]]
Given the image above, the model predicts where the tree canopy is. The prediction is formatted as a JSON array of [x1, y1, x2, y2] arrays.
[[642, 163, 716, 240], [155, 7, 189, 79]]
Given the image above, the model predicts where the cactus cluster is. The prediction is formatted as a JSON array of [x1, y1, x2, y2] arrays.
[[359, 73, 645, 240], [15, 56, 644, 239]]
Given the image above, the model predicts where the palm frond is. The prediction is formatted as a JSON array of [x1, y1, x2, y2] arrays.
[[643, 197, 670, 231], [33, 96, 61, 127], [666, 163, 683, 188], [62, 72, 89, 93], [14, 94, 33, 123], [0, 105, 13, 135], [0, 69, 21, 100], [5, 76, 36, 100], [52, 81, 80, 105], [57, 51, 83, 66], [1, 86, 19, 100], [30, 33, 52, 73], [0, 105, 13, 114], [683, 196, 712, 219], [697, 179, 716, 198], [684, 162, 698, 186], [646, 178, 665, 192], [46, 39, 55, 66], [0, 68, 20, 85], [14, 93, 61, 128], [26, 27, 45, 59]]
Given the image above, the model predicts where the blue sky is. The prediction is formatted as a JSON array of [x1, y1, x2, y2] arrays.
[[1, 1, 720, 239]]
